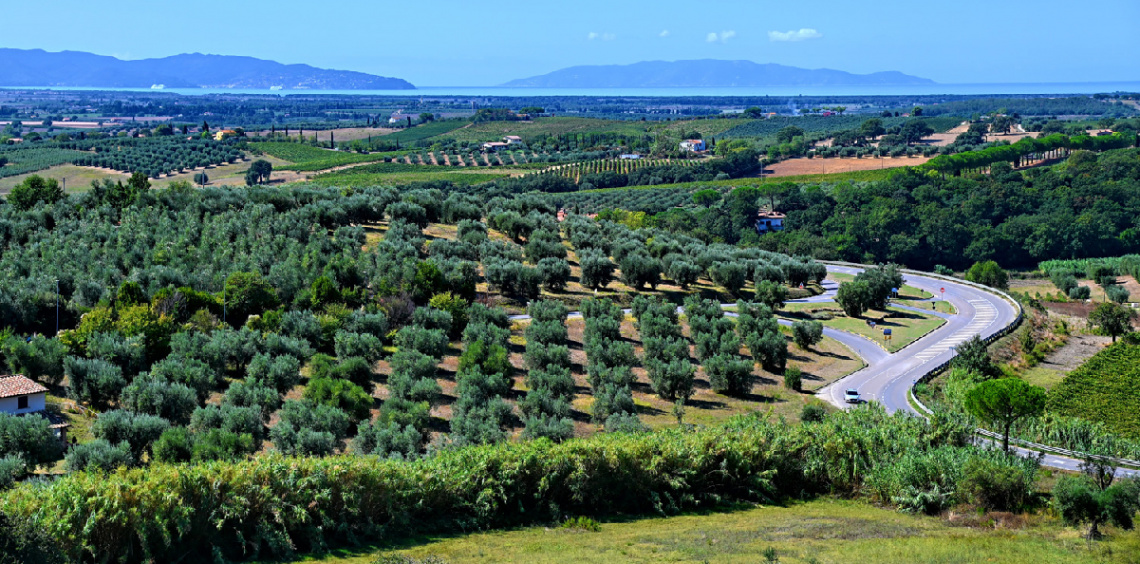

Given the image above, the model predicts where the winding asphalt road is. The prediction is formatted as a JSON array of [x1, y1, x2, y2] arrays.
[[818, 265, 1015, 414], [816, 264, 1138, 477]]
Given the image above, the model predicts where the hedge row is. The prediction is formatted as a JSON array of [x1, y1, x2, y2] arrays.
[[1, 407, 990, 562]]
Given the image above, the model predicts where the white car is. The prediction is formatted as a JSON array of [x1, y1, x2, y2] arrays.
[[844, 389, 861, 404]]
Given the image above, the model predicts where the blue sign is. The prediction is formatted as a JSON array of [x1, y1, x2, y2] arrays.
[[883, 328, 892, 335]]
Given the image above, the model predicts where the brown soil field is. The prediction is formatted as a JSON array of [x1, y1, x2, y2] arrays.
[[983, 131, 1040, 144], [924, 121, 970, 147], [764, 154, 929, 177], [1038, 334, 1113, 373]]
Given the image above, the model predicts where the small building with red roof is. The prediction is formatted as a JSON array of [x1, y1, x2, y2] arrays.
[[0, 374, 47, 416]]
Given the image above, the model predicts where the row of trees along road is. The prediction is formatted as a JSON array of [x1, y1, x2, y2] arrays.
[[923, 132, 1135, 176]]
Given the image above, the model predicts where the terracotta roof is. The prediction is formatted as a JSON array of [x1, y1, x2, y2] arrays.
[[0, 375, 47, 398]]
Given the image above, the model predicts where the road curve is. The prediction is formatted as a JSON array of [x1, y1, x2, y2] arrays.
[[817, 264, 1137, 478], [818, 265, 1017, 414]]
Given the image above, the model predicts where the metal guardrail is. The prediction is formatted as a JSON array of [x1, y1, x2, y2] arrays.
[[825, 261, 1140, 470], [973, 428, 1140, 468]]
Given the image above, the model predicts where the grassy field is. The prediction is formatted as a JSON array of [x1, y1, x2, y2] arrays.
[[251, 143, 408, 172], [284, 498, 1138, 564], [1021, 365, 1067, 390], [380, 120, 469, 144], [0, 164, 128, 194], [309, 163, 513, 186], [651, 117, 753, 139]]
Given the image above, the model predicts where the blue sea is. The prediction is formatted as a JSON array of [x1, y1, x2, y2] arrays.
[[5, 82, 1140, 97]]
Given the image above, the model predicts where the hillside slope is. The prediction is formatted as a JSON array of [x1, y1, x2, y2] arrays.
[[0, 49, 415, 90]]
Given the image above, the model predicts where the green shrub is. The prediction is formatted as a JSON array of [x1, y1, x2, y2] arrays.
[[705, 354, 754, 396], [958, 453, 1037, 511], [0, 413, 63, 469], [800, 403, 827, 423], [783, 366, 803, 392], [560, 516, 601, 532], [63, 440, 133, 472], [0, 456, 25, 490], [303, 377, 373, 422]]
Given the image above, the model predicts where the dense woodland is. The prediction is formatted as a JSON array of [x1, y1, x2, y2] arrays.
[[626, 148, 1140, 270]]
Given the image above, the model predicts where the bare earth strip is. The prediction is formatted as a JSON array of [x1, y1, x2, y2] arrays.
[[765, 155, 930, 177]]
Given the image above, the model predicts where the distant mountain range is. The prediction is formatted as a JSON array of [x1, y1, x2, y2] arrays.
[[0, 49, 415, 90], [502, 59, 935, 88]]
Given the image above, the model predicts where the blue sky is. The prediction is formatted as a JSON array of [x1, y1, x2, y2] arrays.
[[5, 0, 1138, 86]]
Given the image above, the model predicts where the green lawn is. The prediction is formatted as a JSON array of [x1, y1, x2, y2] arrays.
[[1021, 365, 1066, 390], [822, 307, 945, 352], [285, 498, 1136, 564], [898, 284, 933, 300], [776, 300, 947, 352], [894, 298, 956, 314]]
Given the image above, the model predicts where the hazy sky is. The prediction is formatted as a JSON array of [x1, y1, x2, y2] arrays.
[[5, 0, 1138, 86]]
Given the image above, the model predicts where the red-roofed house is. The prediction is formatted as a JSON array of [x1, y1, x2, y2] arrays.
[[0, 374, 47, 415], [0, 374, 69, 442], [756, 207, 786, 234]]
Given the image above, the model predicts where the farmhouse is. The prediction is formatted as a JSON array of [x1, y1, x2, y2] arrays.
[[482, 141, 510, 152], [756, 207, 786, 234], [620, 154, 643, 160], [214, 129, 238, 141], [504, 135, 523, 144], [0, 373, 69, 443], [679, 139, 706, 152]]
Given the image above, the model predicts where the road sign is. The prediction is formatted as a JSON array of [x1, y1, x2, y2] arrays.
[[883, 328, 892, 335], [940, 287, 945, 294]]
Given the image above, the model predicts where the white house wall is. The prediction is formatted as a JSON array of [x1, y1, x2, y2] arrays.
[[0, 392, 46, 415]]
